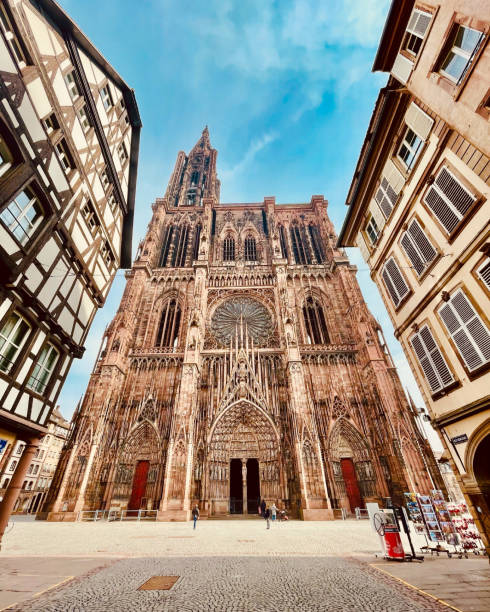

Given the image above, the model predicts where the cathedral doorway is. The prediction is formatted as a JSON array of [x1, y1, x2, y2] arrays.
[[128, 460, 150, 511], [341, 458, 362, 512], [246, 458, 260, 513], [229, 458, 243, 514]]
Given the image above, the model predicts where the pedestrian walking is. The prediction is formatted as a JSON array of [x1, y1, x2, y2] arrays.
[[271, 503, 277, 521], [264, 506, 271, 529], [192, 504, 199, 529], [260, 498, 266, 516]]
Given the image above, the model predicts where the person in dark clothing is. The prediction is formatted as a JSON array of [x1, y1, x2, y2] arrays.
[[264, 507, 271, 529], [260, 498, 266, 516], [192, 505, 199, 529]]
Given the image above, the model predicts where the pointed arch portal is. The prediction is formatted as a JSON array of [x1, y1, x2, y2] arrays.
[[207, 400, 282, 514]]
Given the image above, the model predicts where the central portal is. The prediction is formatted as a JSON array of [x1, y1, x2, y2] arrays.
[[246, 458, 260, 513], [229, 459, 243, 513]]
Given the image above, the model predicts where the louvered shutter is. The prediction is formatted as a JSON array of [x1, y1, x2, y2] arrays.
[[392, 53, 413, 84], [406, 9, 432, 38], [383, 160, 405, 194], [401, 219, 437, 275], [356, 232, 370, 263], [477, 260, 490, 290], [375, 161, 404, 219], [439, 289, 490, 371], [410, 325, 454, 393], [369, 199, 385, 230], [424, 167, 476, 234], [382, 258, 410, 306], [405, 102, 434, 140]]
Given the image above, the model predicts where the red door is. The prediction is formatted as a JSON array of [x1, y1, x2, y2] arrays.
[[128, 461, 150, 511], [341, 458, 362, 512]]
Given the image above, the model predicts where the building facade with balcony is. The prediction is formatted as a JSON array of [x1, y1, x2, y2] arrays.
[[338, 0, 489, 552], [0, 0, 141, 540]]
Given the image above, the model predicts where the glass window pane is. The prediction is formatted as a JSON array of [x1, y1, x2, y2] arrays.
[[442, 51, 467, 81], [455, 26, 481, 53]]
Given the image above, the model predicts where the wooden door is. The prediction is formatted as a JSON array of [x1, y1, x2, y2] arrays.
[[341, 458, 362, 512], [128, 460, 150, 511]]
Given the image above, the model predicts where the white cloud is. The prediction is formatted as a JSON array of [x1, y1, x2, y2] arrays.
[[221, 130, 278, 181]]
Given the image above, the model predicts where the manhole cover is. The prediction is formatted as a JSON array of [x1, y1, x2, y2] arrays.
[[138, 576, 179, 591]]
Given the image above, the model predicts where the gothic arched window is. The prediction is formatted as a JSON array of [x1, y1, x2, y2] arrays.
[[244, 236, 257, 261], [303, 297, 329, 344], [308, 224, 325, 263], [290, 224, 312, 265], [159, 225, 174, 267], [223, 236, 235, 261], [156, 299, 181, 347], [192, 225, 201, 260], [171, 225, 189, 267], [279, 225, 288, 259]]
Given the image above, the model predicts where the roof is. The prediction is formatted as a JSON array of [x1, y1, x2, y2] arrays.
[[372, 0, 415, 72]]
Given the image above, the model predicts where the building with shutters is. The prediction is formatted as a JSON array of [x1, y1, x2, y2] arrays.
[[0, 0, 141, 542], [39, 128, 444, 523], [337, 0, 490, 553]]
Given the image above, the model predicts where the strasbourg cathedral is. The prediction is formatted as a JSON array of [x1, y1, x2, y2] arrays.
[[41, 128, 444, 521]]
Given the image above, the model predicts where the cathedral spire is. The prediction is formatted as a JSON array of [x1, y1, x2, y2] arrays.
[[163, 126, 220, 207]]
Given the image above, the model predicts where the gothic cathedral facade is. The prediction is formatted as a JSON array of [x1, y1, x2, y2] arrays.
[[41, 129, 444, 521]]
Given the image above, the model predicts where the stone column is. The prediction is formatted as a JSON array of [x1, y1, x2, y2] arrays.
[[73, 441, 98, 513], [47, 443, 78, 515], [0, 437, 40, 545], [242, 459, 247, 515]]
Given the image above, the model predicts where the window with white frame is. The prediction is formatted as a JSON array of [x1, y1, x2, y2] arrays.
[[101, 241, 115, 269], [410, 324, 454, 393], [439, 289, 490, 372], [9, 460, 17, 471], [374, 176, 399, 218], [26, 343, 59, 394], [402, 8, 432, 57], [55, 139, 74, 173], [365, 216, 380, 245], [117, 142, 128, 165], [0, 4, 26, 67], [77, 105, 91, 133], [397, 127, 422, 170], [0, 186, 45, 245], [107, 192, 117, 210], [423, 166, 476, 235], [81, 200, 100, 236], [0, 312, 31, 373], [477, 259, 490, 291], [64, 71, 79, 101], [100, 167, 110, 190], [400, 219, 437, 276], [0, 134, 13, 177], [440, 25, 484, 84], [100, 85, 113, 111], [381, 257, 410, 307]]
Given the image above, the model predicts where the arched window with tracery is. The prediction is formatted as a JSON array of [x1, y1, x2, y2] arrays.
[[303, 297, 329, 344], [244, 235, 257, 261], [290, 224, 312, 264], [159, 225, 174, 267], [308, 224, 325, 263], [171, 225, 189, 267], [279, 225, 288, 259], [156, 299, 181, 347], [192, 224, 201, 260], [223, 236, 235, 261]]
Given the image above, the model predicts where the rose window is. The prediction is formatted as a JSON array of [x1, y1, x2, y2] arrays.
[[210, 298, 273, 346]]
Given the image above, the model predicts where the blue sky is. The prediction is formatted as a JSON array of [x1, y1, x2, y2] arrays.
[[57, 0, 439, 447]]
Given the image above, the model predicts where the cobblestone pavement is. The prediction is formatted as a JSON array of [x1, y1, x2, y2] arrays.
[[1, 519, 382, 557], [8, 556, 448, 612]]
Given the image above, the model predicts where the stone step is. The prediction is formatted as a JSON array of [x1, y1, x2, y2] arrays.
[[207, 514, 263, 520]]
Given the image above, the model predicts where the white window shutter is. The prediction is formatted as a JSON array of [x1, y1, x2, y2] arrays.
[[355, 232, 370, 263], [405, 102, 434, 140], [406, 9, 432, 38], [410, 325, 454, 393], [401, 233, 426, 275], [392, 53, 414, 85], [424, 167, 476, 234], [369, 200, 385, 230], [382, 257, 410, 306], [477, 260, 490, 290], [439, 289, 490, 371], [383, 159, 405, 194]]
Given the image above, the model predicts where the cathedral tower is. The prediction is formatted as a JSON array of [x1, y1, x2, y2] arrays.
[[41, 129, 444, 520]]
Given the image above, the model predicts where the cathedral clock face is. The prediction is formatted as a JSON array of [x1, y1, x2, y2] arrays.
[[210, 298, 273, 347]]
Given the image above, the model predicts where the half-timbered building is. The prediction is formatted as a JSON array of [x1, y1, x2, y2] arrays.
[[0, 0, 141, 540]]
